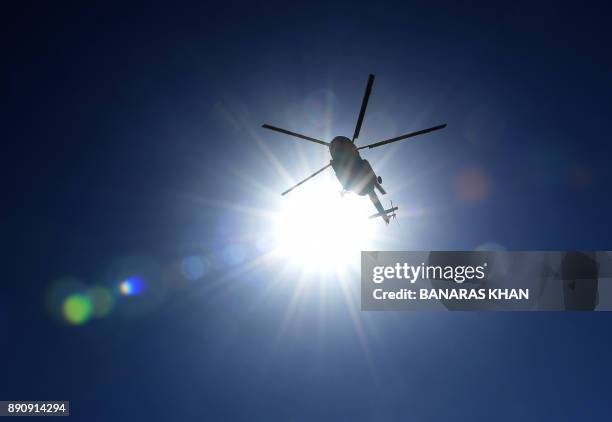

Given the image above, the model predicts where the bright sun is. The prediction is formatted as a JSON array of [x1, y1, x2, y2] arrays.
[[271, 176, 378, 273]]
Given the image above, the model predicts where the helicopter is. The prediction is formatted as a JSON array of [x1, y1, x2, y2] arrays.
[[262, 74, 446, 224]]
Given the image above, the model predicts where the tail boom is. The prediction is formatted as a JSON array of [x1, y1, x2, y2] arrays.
[[368, 192, 397, 223]]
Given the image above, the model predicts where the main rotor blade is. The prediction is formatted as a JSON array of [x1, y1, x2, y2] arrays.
[[357, 124, 447, 150], [281, 163, 331, 196], [352, 74, 375, 143], [262, 124, 329, 146]]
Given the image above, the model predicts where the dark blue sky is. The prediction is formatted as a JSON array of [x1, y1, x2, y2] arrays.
[[4, 1, 612, 421]]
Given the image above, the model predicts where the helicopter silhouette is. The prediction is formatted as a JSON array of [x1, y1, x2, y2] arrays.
[[262, 74, 446, 224]]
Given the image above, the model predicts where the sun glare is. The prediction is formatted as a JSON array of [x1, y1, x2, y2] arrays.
[[271, 176, 377, 273]]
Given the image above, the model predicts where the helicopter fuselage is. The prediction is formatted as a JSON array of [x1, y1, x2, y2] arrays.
[[329, 136, 383, 196], [261, 74, 446, 223]]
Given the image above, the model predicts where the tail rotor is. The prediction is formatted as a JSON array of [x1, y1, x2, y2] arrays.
[[389, 200, 399, 225]]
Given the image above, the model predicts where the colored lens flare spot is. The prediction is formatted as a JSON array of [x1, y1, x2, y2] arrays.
[[181, 256, 208, 281], [62, 294, 93, 325], [88, 285, 114, 317], [119, 277, 145, 296], [456, 167, 490, 203]]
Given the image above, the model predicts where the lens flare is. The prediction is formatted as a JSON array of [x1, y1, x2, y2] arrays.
[[222, 244, 247, 267], [456, 167, 490, 203], [181, 256, 208, 281], [62, 294, 93, 325], [119, 277, 145, 296], [88, 285, 114, 317]]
